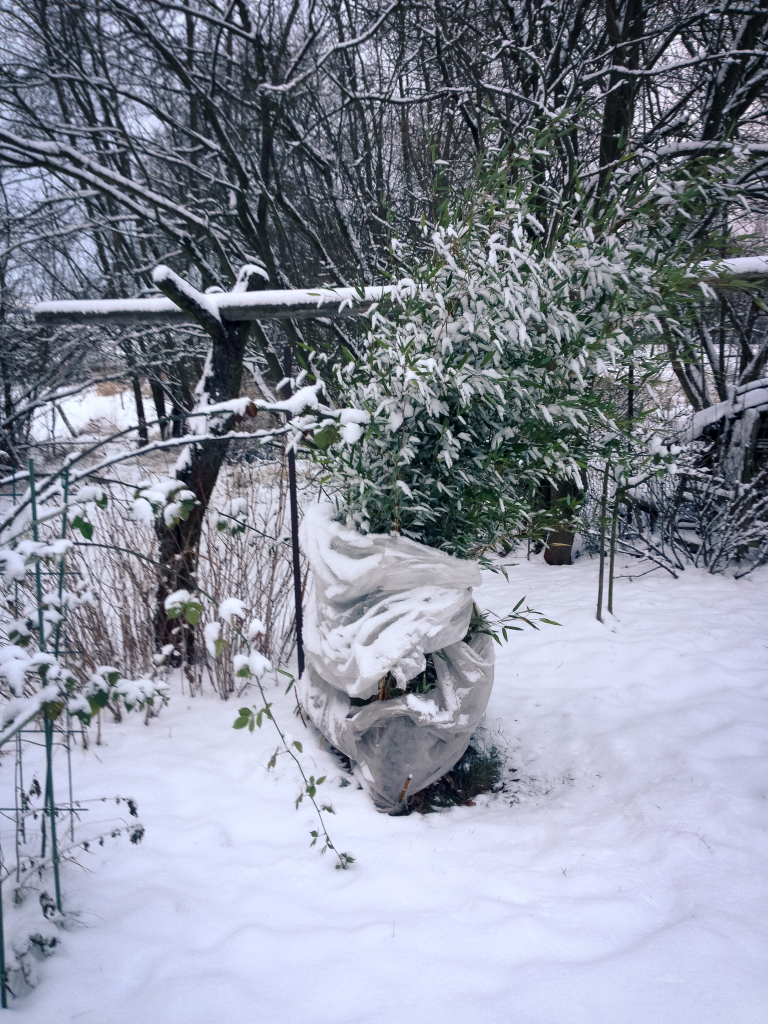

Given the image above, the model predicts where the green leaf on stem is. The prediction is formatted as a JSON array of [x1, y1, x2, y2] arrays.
[[71, 515, 94, 540]]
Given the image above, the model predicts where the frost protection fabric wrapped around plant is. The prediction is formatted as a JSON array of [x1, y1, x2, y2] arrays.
[[298, 504, 495, 812]]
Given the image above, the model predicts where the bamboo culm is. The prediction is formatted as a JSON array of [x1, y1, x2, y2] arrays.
[[596, 462, 610, 622]]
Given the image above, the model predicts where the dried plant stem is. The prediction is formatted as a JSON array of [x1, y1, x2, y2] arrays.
[[397, 774, 413, 804]]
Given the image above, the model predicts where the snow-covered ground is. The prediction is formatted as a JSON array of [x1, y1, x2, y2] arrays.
[[8, 553, 768, 1024], [32, 387, 139, 443]]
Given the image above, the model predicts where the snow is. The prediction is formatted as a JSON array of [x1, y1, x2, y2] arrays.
[[691, 376, 768, 437], [34, 295, 181, 318], [247, 618, 266, 639], [152, 266, 222, 323], [218, 597, 247, 626], [701, 255, 768, 279], [6, 554, 768, 1023], [231, 264, 269, 291], [232, 651, 272, 678], [203, 621, 221, 657], [34, 285, 392, 323], [164, 589, 193, 612], [35, 387, 138, 441]]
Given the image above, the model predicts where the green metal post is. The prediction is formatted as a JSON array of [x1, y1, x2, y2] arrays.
[[54, 468, 68, 655], [0, 873, 7, 1008], [12, 468, 18, 619], [44, 717, 62, 914], [28, 460, 46, 649], [56, 470, 76, 840], [29, 460, 63, 912]]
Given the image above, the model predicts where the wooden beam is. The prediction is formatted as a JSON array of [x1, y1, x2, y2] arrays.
[[34, 285, 391, 326], [703, 256, 768, 287], [33, 255, 768, 327]]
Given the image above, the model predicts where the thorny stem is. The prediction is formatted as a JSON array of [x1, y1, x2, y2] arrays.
[[234, 626, 351, 870], [70, 542, 218, 602], [255, 673, 349, 869]]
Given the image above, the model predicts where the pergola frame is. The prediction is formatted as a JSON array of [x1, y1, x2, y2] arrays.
[[32, 256, 768, 329], [28, 256, 768, 676]]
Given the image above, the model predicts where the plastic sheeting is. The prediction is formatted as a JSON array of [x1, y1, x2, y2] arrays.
[[298, 504, 495, 812]]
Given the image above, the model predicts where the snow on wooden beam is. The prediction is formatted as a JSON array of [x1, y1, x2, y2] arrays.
[[34, 285, 392, 326], [653, 141, 768, 158], [702, 256, 768, 285], [32, 255, 768, 328]]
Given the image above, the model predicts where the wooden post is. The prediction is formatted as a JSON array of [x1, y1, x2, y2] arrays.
[[32, 273, 386, 661]]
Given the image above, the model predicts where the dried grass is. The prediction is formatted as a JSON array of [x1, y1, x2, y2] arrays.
[[62, 446, 315, 699]]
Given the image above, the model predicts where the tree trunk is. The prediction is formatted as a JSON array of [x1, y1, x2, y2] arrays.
[[543, 479, 581, 565], [152, 436, 228, 658], [149, 379, 168, 439], [131, 376, 148, 447], [151, 266, 268, 657], [544, 527, 576, 566], [598, 0, 644, 196]]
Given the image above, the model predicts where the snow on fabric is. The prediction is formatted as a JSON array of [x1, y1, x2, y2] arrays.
[[303, 634, 494, 811], [300, 503, 481, 696], [298, 502, 493, 811]]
